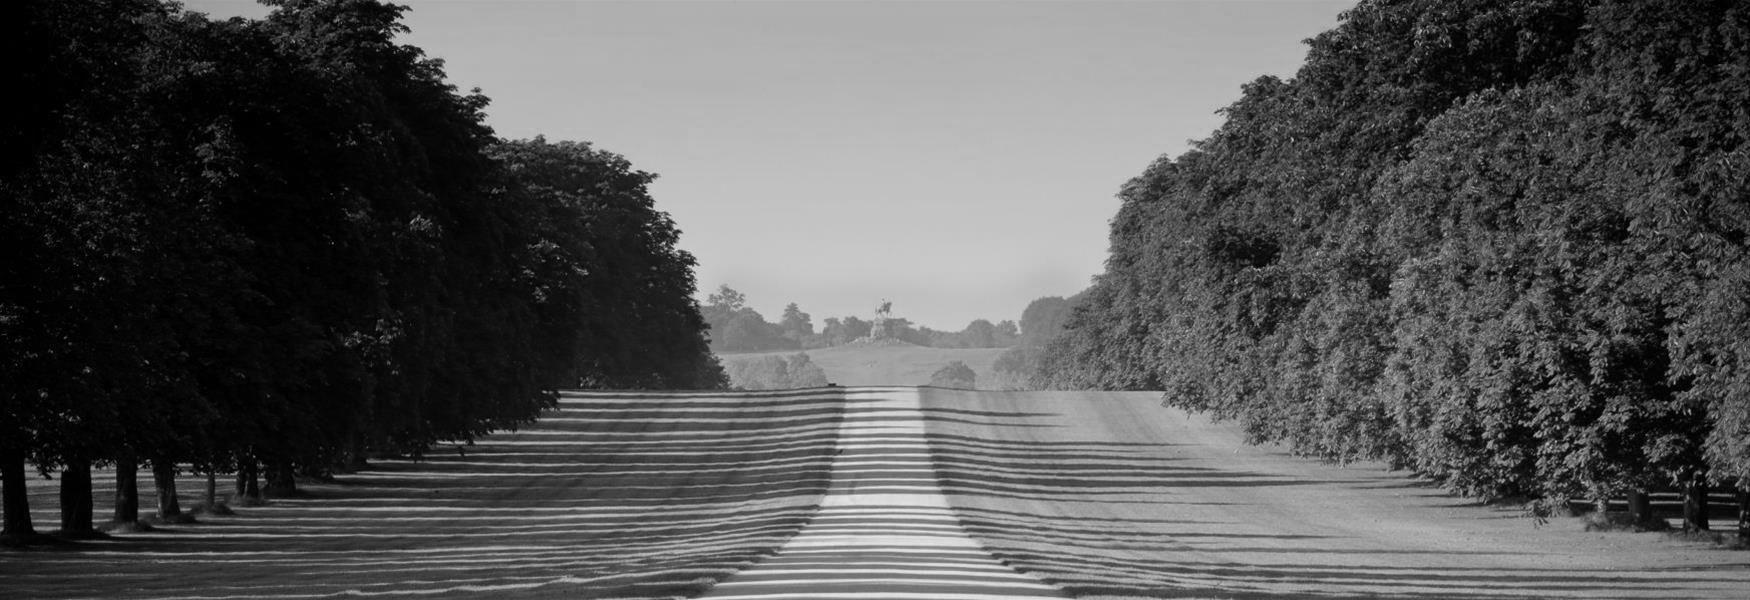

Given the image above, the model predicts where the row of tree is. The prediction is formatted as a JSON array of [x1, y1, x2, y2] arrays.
[[1036, 0, 1749, 534], [2, 0, 721, 544], [700, 285, 1020, 352]]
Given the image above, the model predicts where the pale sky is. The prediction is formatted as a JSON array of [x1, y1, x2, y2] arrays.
[[184, 0, 1352, 330]]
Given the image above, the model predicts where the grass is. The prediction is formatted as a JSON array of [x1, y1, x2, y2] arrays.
[[919, 388, 1750, 599], [5, 389, 847, 600]]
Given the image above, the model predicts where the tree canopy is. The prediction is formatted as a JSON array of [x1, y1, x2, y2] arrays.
[[1036, 0, 1750, 525], [2, 0, 721, 541]]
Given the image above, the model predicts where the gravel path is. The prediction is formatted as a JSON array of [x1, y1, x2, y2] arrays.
[[701, 387, 1064, 599]]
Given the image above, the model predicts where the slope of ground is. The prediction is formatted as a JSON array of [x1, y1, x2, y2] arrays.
[[920, 388, 1750, 599], [1, 389, 845, 599], [721, 344, 1007, 389]]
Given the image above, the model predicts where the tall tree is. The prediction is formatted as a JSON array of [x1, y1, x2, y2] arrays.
[[1039, 0, 1747, 523]]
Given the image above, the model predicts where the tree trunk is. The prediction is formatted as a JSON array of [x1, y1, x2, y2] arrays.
[[112, 458, 139, 526], [197, 469, 231, 515], [1737, 490, 1748, 542], [234, 458, 262, 505], [264, 460, 296, 497], [204, 471, 217, 509], [152, 459, 183, 521], [1, 451, 37, 540], [58, 458, 94, 536], [339, 432, 366, 474], [1683, 470, 1710, 532], [1627, 489, 1654, 526]]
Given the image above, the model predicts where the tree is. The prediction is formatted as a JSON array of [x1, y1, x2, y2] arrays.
[[708, 285, 748, 313], [783, 354, 831, 389], [1032, 0, 1748, 525], [994, 320, 1020, 345], [727, 353, 829, 390], [699, 285, 799, 353], [929, 361, 978, 389], [491, 137, 725, 390], [822, 316, 872, 346], [780, 303, 814, 341], [1018, 296, 1076, 344], [958, 319, 999, 348], [4, 0, 727, 544]]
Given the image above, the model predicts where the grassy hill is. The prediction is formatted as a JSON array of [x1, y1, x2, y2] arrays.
[[720, 340, 1009, 388]]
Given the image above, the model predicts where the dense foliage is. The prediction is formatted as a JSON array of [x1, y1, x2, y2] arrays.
[[928, 361, 978, 389], [2, 0, 721, 541], [725, 353, 831, 391], [1040, 0, 1750, 528], [991, 295, 1082, 389]]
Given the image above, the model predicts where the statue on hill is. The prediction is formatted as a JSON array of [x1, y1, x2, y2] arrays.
[[868, 299, 895, 340]]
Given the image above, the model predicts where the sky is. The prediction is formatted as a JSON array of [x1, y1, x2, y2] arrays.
[[184, 0, 1354, 330]]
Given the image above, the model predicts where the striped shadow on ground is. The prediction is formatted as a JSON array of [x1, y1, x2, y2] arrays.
[[5, 389, 845, 600], [697, 387, 1066, 600], [919, 389, 1750, 600]]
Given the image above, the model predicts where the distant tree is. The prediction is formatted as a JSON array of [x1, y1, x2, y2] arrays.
[[719, 312, 772, 353], [728, 353, 829, 390], [990, 294, 1088, 390], [1019, 296, 1075, 344], [779, 303, 813, 341], [707, 285, 747, 313], [994, 320, 1020, 345], [701, 284, 747, 342], [700, 285, 798, 353], [842, 316, 872, 342], [929, 361, 977, 389], [783, 354, 830, 388], [959, 319, 1000, 348], [822, 316, 872, 346], [874, 317, 930, 346]]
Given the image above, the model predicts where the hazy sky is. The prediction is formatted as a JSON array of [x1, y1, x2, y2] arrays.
[[185, 0, 1353, 330]]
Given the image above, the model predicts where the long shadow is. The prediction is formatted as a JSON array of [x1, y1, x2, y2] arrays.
[[916, 393, 1750, 600], [4, 391, 849, 600]]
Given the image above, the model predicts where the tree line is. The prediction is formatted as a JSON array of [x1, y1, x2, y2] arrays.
[[988, 295, 1080, 390], [701, 285, 1020, 353], [1035, 0, 1750, 535], [726, 354, 831, 391], [2, 0, 722, 544]]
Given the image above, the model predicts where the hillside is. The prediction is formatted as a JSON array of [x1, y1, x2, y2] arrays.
[[719, 341, 1008, 388]]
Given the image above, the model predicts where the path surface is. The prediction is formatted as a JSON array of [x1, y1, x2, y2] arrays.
[[923, 389, 1750, 600], [4, 387, 1748, 599], [700, 387, 1064, 599]]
